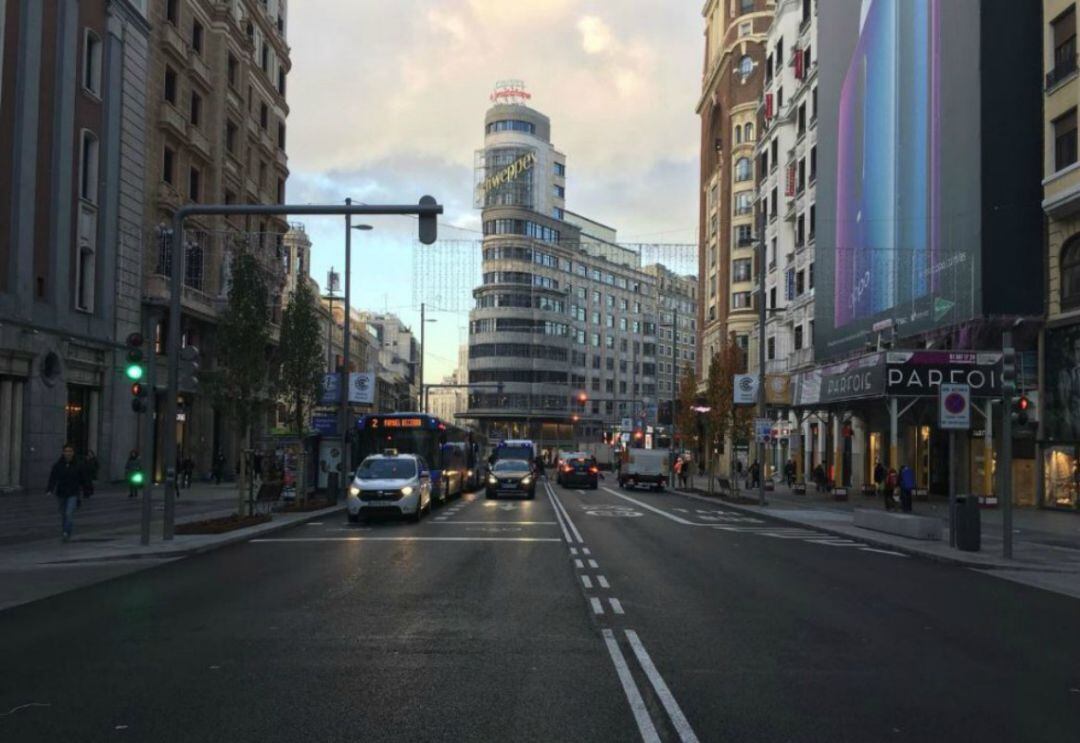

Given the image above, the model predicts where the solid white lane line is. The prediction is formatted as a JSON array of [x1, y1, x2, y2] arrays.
[[575, 559, 584, 569], [545, 484, 574, 543], [582, 547, 591, 555], [602, 629, 661, 743], [549, 485, 584, 543], [625, 630, 700, 743], [860, 547, 908, 557], [306, 522, 324, 526], [597, 575, 610, 589], [591, 597, 604, 615], [588, 559, 599, 569], [602, 488, 696, 525], [609, 598, 625, 615], [251, 537, 563, 543], [427, 521, 558, 525], [570, 547, 578, 555], [581, 575, 594, 589]]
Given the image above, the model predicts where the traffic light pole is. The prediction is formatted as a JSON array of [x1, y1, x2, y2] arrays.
[[757, 210, 767, 506], [163, 199, 442, 534], [140, 311, 156, 546], [1001, 331, 1014, 559]]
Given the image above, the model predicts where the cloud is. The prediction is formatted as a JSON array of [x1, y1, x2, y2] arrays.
[[578, 15, 615, 55]]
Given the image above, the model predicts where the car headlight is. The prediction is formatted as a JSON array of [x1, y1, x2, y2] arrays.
[[348, 485, 360, 497], [521, 476, 532, 485], [401, 485, 414, 497], [487, 475, 498, 485], [467, 470, 473, 478]]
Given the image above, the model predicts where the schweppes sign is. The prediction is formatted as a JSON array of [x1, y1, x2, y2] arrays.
[[479, 152, 537, 193]]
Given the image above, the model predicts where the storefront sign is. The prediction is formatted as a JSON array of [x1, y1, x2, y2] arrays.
[[755, 418, 773, 443], [348, 372, 375, 405], [938, 383, 971, 430], [886, 351, 1002, 397], [319, 373, 340, 405], [478, 152, 537, 194], [795, 353, 885, 405], [733, 374, 758, 405], [765, 374, 793, 405], [311, 414, 338, 436]]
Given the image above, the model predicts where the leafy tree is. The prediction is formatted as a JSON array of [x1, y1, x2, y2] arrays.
[[674, 364, 699, 452], [211, 250, 271, 514], [704, 334, 755, 491], [277, 280, 323, 500]]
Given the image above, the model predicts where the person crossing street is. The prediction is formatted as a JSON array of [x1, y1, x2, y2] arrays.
[[46, 444, 91, 542]]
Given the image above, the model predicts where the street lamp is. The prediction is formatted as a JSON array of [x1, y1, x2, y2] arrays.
[[338, 210, 373, 501], [419, 302, 438, 412]]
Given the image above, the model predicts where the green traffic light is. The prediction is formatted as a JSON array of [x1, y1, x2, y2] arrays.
[[128, 470, 145, 486], [125, 363, 145, 381]]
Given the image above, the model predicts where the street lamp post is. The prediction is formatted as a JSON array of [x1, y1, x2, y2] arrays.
[[419, 302, 437, 413], [338, 213, 372, 497]]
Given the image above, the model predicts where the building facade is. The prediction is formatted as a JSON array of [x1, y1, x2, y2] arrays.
[[467, 84, 664, 450], [141, 0, 291, 478], [357, 311, 418, 410], [642, 264, 698, 421], [1042, 0, 1080, 510], [697, 0, 773, 383], [0, 0, 150, 491]]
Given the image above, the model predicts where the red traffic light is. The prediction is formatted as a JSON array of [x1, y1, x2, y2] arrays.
[[577, 392, 587, 404], [126, 332, 144, 348], [130, 382, 146, 397], [1017, 396, 1030, 411]]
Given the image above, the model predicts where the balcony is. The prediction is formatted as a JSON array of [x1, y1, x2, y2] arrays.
[[159, 104, 186, 138], [189, 50, 212, 88], [1047, 55, 1078, 91], [189, 126, 212, 161], [161, 22, 188, 62], [789, 346, 814, 370]]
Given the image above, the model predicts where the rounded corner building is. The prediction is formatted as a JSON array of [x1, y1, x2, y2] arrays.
[[468, 82, 674, 454]]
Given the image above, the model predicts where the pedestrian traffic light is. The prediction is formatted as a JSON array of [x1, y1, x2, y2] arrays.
[[1012, 395, 1031, 426], [128, 468, 145, 486], [130, 381, 148, 413], [124, 332, 145, 381], [180, 345, 200, 392]]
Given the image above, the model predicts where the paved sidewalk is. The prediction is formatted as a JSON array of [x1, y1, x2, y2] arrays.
[[675, 478, 1080, 599], [0, 498, 344, 611]]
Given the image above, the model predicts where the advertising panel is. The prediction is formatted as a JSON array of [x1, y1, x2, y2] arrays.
[[1044, 325, 1080, 442], [815, 0, 982, 357], [348, 373, 376, 405]]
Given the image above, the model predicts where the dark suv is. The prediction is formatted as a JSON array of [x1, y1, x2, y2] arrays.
[[558, 457, 599, 490]]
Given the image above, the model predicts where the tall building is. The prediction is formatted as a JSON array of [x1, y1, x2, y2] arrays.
[[697, 0, 773, 382], [142, 0, 291, 476], [642, 264, 698, 416], [0, 0, 150, 490], [357, 311, 419, 409], [1041, 0, 1080, 510], [466, 82, 662, 450]]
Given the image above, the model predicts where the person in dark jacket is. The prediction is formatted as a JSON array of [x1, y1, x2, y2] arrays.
[[47, 444, 90, 541], [899, 464, 915, 513], [873, 459, 887, 495], [84, 449, 99, 497], [125, 450, 142, 498]]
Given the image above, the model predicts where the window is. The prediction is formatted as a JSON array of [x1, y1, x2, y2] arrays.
[[162, 146, 175, 185], [190, 91, 202, 127], [811, 86, 818, 120], [734, 191, 753, 215], [1051, 7, 1078, 87], [192, 20, 203, 54], [260, 102, 269, 129], [278, 67, 287, 95], [189, 166, 201, 202], [76, 243, 95, 312], [605, 336, 615, 349], [739, 21, 752, 37], [809, 261, 815, 289], [796, 270, 805, 295], [82, 30, 102, 96], [166, 0, 177, 24], [554, 184, 565, 198], [795, 325, 804, 350], [735, 157, 752, 182], [770, 186, 778, 218], [733, 291, 752, 309], [797, 214, 805, 246], [740, 0, 754, 14], [605, 315, 614, 328], [261, 43, 269, 73], [744, 123, 753, 141], [770, 137, 778, 167], [737, 55, 754, 79], [226, 121, 238, 154], [228, 53, 239, 88], [554, 162, 566, 177], [485, 119, 536, 135], [767, 337, 775, 360], [732, 258, 752, 282], [552, 206, 564, 220], [1055, 109, 1078, 171], [797, 103, 806, 135], [777, 85, 783, 109], [619, 317, 628, 331], [164, 66, 177, 105], [277, 178, 285, 204], [1062, 235, 1080, 309], [810, 146, 817, 181], [734, 125, 742, 144], [79, 131, 99, 203], [736, 334, 749, 352], [736, 224, 753, 246], [278, 121, 286, 150], [775, 37, 784, 66], [606, 357, 615, 371]]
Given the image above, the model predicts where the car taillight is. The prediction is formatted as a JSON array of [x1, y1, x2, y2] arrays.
[[561, 465, 571, 473], [589, 467, 598, 474]]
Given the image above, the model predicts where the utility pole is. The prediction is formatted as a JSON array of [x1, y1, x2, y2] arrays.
[[339, 198, 353, 497], [1001, 332, 1015, 559], [420, 302, 426, 413], [757, 210, 767, 506], [672, 303, 678, 443]]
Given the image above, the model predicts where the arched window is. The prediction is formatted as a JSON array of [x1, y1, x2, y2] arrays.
[[738, 55, 754, 79], [735, 157, 752, 182], [1062, 235, 1080, 309], [734, 125, 742, 144], [744, 123, 754, 141]]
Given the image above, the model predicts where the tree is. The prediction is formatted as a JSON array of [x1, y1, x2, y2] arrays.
[[277, 280, 323, 500], [210, 250, 271, 515], [674, 364, 699, 452], [704, 334, 754, 491]]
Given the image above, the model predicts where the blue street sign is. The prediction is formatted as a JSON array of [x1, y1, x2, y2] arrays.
[[319, 373, 340, 405], [312, 413, 338, 435]]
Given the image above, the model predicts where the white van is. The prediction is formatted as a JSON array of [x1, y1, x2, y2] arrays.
[[618, 449, 670, 491]]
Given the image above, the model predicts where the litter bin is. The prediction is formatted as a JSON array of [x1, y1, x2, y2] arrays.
[[955, 495, 981, 552]]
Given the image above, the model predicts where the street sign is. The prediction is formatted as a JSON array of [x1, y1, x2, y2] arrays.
[[939, 383, 971, 430], [620, 417, 633, 430], [312, 413, 338, 435], [348, 372, 375, 404], [734, 374, 758, 405], [754, 417, 772, 443], [320, 373, 340, 405]]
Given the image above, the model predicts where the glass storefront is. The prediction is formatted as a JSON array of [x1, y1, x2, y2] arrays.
[[1043, 445, 1080, 510]]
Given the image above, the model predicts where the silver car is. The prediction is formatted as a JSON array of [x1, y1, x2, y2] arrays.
[[347, 452, 432, 523]]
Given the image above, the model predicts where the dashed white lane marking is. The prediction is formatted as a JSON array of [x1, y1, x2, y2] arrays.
[[588, 559, 599, 569], [602, 629, 661, 743], [548, 484, 584, 543], [597, 575, 610, 589], [602, 488, 697, 525], [806, 539, 861, 547], [570, 547, 578, 555], [859, 547, 908, 557], [546, 485, 574, 543], [251, 537, 562, 543], [609, 598, 625, 615], [582, 547, 591, 555], [306, 522, 324, 526], [625, 630, 700, 743], [591, 597, 604, 615], [574, 559, 584, 569], [581, 575, 594, 589]]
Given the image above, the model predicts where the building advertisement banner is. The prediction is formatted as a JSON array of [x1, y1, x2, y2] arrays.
[[765, 374, 792, 405], [1044, 324, 1080, 442]]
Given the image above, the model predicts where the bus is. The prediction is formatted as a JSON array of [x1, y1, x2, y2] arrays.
[[354, 413, 484, 500]]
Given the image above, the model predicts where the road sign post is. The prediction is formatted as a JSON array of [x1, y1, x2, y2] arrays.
[[939, 383, 970, 547]]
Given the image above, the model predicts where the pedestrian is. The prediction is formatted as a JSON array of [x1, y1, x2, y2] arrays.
[[873, 458, 886, 497], [784, 458, 796, 488], [749, 461, 761, 488], [181, 456, 194, 489], [813, 463, 827, 492], [125, 450, 142, 498], [46, 444, 91, 542], [84, 449, 99, 497], [899, 464, 915, 513], [883, 467, 898, 511], [213, 450, 225, 485], [675, 457, 686, 490], [735, 459, 744, 487]]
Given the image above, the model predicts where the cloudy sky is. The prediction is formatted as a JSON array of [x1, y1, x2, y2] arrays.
[[287, 0, 703, 382]]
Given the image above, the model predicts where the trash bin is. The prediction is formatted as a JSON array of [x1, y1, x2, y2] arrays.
[[955, 495, 981, 552], [327, 472, 340, 504]]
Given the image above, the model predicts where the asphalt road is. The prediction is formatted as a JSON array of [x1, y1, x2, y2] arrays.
[[1, 478, 1078, 742]]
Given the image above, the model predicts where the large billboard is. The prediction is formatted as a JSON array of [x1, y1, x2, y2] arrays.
[[816, 0, 983, 357]]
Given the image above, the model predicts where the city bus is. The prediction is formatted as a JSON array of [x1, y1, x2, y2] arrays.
[[354, 413, 484, 500]]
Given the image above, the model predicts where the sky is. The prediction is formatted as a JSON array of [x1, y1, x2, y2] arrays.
[[286, 0, 703, 382]]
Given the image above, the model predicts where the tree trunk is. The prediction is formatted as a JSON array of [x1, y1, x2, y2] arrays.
[[294, 396, 306, 503], [236, 423, 249, 516]]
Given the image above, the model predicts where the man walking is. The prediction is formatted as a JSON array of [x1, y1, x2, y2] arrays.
[[46, 444, 90, 542], [899, 464, 915, 513], [873, 458, 886, 498]]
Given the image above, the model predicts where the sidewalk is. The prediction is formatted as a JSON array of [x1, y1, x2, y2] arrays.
[[677, 478, 1080, 599]]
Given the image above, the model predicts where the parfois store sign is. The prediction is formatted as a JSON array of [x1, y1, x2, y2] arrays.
[[885, 351, 1002, 397], [479, 152, 537, 194]]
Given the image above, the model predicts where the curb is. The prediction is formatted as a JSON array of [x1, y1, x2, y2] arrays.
[[671, 488, 1066, 571], [40, 505, 345, 565]]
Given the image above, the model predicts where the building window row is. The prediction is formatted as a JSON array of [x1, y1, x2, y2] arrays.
[[470, 318, 570, 336], [483, 219, 560, 242], [475, 293, 565, 312], [471, 370, 569, 385], [486, 119, 536, 134], [470, 343, 569, 361]]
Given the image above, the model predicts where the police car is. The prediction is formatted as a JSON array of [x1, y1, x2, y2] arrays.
[[347, 450, 432, 523]]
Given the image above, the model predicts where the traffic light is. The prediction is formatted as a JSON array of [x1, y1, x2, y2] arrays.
[[577, 391, 588, 405], [1002, 346, 1016, 391], [130, 381, 148, 413], [418, 195, 438, 245], [1012, 395, 1031, 426], [124, 332, 145, 381], [180, 345, 200, 392], [127, 468, 145, 487]]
